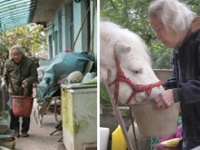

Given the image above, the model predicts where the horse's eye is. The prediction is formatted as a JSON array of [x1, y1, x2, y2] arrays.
[[133, 70, 140, 74]]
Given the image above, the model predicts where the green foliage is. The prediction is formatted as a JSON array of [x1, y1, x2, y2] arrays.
[[101, 0, 199, 69], [150, 40, 173, 69], [101, 0, 153, 45], [100, 83, 111, 106], [150, 136, 158, 150], [0, 23, 47, 57], [184, 0, 200, 14]]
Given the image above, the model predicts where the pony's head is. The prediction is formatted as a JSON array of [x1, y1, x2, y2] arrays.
[[100, 21, 164, 105]]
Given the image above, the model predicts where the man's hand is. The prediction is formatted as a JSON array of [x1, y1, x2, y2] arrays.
[[22, 81, 28, 88], [154, 89, 175, 109]]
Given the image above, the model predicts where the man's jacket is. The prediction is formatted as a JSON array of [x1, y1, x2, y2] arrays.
[[3, 56, 38, 96], [164, 17, 200, 141]]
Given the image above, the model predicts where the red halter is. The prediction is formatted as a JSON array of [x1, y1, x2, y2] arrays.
[[108, 54, 163, 106]]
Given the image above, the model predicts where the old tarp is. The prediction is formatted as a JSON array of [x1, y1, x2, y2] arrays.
[[36, 52, 94, 102]]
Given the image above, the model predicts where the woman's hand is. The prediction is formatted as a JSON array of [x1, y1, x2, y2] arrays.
[[154, 89, 175, 108]]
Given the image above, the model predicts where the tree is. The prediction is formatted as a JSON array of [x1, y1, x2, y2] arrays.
[[0, 23, 47, 57], [0, 23, 47, 75]]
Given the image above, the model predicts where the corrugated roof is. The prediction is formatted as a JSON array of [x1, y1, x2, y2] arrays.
[[0, 0, 36, 32]]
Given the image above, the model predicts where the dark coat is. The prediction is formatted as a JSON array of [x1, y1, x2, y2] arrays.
[[164, 17, 200, 142], [3, 56, 38, 96]]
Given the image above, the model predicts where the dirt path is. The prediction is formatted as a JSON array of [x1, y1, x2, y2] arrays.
[[15, 112, 65, 150]]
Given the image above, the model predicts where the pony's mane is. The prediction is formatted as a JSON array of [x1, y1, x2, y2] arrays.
[[100, 21, 151, 64]]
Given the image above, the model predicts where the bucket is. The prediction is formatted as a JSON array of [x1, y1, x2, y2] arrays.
[[12, 96, 33, 117], [130, 101, 180, 137], [100, 127, 110, 150]]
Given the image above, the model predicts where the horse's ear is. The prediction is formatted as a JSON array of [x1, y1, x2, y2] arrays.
[[114, 42, 131, 59]]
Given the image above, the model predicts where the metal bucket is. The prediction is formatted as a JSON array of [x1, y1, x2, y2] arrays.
[[130, 101, 180, 137], [12, 96, 33, 117]]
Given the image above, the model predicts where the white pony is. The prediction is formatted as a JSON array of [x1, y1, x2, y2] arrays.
[[100, 21, 176, 150], [100, 21, 164, 105]]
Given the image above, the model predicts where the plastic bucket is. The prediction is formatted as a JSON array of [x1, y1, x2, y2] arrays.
[[12, 96, 33, 117], [130, 101, 180, 137], [100, 127, 110, 150]]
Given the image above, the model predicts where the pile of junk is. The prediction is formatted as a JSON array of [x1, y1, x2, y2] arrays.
[[36, 51, 97, 103], [0, 84, 15, 150]]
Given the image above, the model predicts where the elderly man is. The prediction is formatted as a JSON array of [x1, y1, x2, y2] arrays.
[[148, 0, 200, 149], [3, 45, 37, 137]]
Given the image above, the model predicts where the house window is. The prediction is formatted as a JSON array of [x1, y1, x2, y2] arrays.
[[48, 34, 53, 59], [54, 31, 58, 54], [86, 0, 91, 53], [70, 4, 74, 50], [65, 2, 73, 50], [58, 10, 62, 52]]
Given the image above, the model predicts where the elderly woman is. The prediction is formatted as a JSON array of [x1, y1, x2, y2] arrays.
[[3, 45, 37, 137], [148, 0, 200, 149]]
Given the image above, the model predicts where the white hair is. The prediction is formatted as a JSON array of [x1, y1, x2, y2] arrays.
[[9, 45, 25, 58], [148, 0, 196, 33], [10, 45, 24, 55]]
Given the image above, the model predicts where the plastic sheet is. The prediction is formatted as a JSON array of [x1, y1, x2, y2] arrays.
[[36, 52, 94, 102]]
